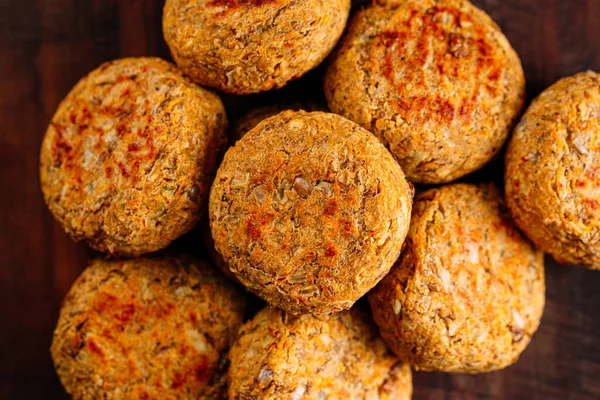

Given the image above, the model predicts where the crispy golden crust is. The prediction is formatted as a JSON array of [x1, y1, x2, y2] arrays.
[[163, 0, 350, 94], [505, 71, 600, 269], [51, 256, 246, 400], [209, 111, 413, 315], [324, 0, 525, 184], [231, 103, 325, 143], [228, 307, 412, 400], [200, 219, 239, 282], [39, 57, 227, 256], [369, 183, 545, 373]]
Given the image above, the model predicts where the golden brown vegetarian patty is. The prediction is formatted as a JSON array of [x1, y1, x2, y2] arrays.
[[51, 256, 246, 400], [369, 183, 545, 373], [506, 71, 600, 269], [231, 103, 325, 143], [325, 0, 525, 184], [39, 57, 227, 256], [228, 307, 412, 400], [209, 111, 413, 315], [163, 0, 350, 94]]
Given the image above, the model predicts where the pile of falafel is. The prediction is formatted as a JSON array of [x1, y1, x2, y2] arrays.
[[40, 0, 600, 398]]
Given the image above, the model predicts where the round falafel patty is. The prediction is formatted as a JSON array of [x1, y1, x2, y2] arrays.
[[51, 256, 246, 399], [209, 111, 413, 315], [324, 0, 526, 184], [39, 57, 227, 256], [163, 0, 351, 94], [369, 183, 545, 373], [506, 71, 600, 269], [228, 307, 412, 400]]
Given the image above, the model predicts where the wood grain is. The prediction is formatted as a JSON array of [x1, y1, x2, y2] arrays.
[[0, 0, 599, 398]]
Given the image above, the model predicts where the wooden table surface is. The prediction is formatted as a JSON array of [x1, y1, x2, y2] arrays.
[[1, 0, 600, 399]]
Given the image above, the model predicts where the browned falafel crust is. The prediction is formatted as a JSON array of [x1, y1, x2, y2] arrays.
[[39, 57, 227, 256], [325, 0, 525, 184], [369, 183, 545, 373], [209, 111, 413, 315], [228, 307, 412, 400], [506, 71, 600, 269], [51, 256, 246, 400], [163, 0, 351, 94], [200, 218, 239, 282], [231, 103, 325, 143]]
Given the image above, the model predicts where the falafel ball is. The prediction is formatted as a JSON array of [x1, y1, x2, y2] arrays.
[[163, 0, 351, 94], [209, 111, 413, 315], [369, 183, 545, 373], [506, 71, 600, 269], [51, 256, 246, 399], [39, 57, 227, 256], [228, 307, 412, 400], [324, 0, 526, 184]]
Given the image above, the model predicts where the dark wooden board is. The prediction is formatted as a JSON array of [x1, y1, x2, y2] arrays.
[[1, 0, 600, 398]]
